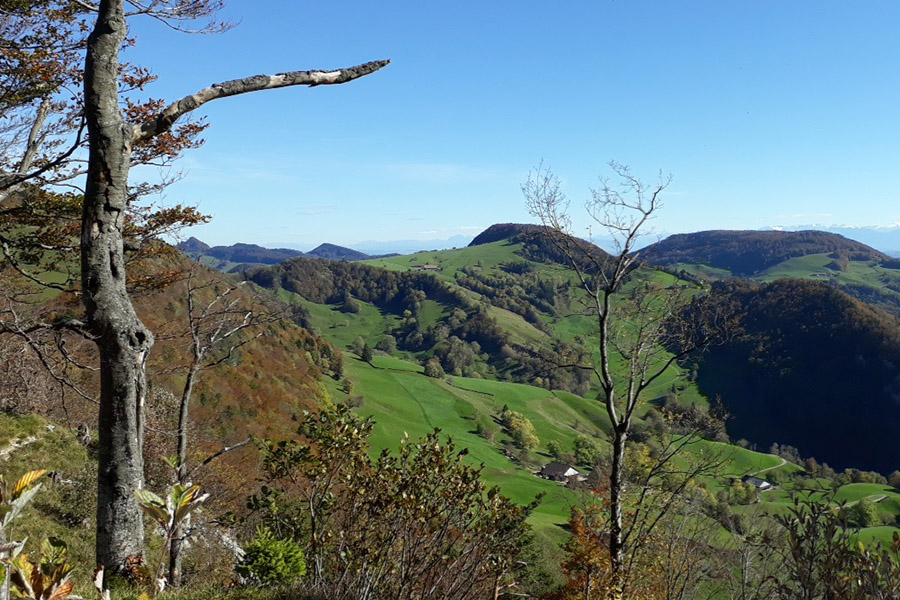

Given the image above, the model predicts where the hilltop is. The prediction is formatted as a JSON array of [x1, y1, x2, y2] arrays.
[[637, 229, 900, 316], [308, 242, 372, 261], [467, 222, 610, 268], [240, 236, 900, 546], [176, 238, 305, 271], [177, 238, 395, 272], [639, 229, 888, 275], [468, 223, 551, 246], [260, 229, 900, 475]]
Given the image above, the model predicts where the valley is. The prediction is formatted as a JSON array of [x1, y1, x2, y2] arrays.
[[5, 221, 900, 597], [4, 4, 898, 596], [235, 225, 900, 547]]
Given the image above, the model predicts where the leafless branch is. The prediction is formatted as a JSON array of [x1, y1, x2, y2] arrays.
[[133, 60, 390, 142], [185, 436, 252, 480]]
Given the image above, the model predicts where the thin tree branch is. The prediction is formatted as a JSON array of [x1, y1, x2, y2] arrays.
[[185, 436, 252, 480]]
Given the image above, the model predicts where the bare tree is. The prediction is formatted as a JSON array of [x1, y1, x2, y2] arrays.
[[165, 264, 277, 586], [709, 510, 782, 600], [524, 161, 730, 599]]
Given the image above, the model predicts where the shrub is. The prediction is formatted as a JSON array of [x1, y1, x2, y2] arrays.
[[236, 528, 307, 585], [573, 435, 602, 465], [249, 406, 532, 600], [890, 470, 900, 489], [843, 497, 881, 528], [423, 358, 445, 378], [375, 335, 397, 354], [345, 394, 365, 408], [339, 296, 360, 313], [360, 344, 374, 363], [547, 440, 562, 459], [508, 414, 539, 452]]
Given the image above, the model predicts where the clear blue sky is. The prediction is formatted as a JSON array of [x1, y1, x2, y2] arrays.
[[127, 1, 900, 249]]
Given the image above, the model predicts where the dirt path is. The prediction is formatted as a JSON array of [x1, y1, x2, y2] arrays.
[[753, 456, 787, 476]]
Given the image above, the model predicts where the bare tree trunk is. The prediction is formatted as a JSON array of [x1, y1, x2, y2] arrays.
[[168, 363, 198, 586], [175, 366, 197, 485], [608, 426, 626, 600], [168, 515, 189, 587], [83, 0, 149, 571]]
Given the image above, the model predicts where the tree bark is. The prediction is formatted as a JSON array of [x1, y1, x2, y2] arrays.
[[168, 363, 198, 586], [80, 0, 387, 575], [608, 426, 626, 600], [133, 61, 389, 142], [168, 516, 188, 587], [83, 0, 150, 572]]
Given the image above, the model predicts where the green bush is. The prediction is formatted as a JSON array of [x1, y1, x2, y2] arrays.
[[843, 497, 881, 528], [573, 435, 602, 465], [423, 358, 445, 378], [508, 413, 539, 452], [236, 528, 307, 585]]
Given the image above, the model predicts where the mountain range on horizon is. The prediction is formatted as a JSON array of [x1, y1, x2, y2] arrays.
[[181, 223, 900, 267]]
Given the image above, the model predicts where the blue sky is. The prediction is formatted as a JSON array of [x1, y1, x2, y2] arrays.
[[127, 1, 900, 250]]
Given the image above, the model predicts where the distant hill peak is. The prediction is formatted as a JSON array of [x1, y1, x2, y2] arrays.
[[640, 229, 888, 275], [178, 240, 305, 266], [176, 236, 210, 254], [468, 223, 551, 246], [307, 243, 371, 262]]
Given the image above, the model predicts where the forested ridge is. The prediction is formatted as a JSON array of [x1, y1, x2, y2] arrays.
[[641, 229, 888, 274], [247, 256, 594, 393], [177, 239, 305, 265], [693, 278, 900, 472]]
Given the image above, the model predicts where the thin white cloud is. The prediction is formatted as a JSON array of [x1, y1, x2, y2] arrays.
[[296, 205, 336, 216]]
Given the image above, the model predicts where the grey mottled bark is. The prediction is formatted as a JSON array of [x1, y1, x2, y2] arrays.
[[83, 0, 150, 571], [80, 0, 387, 575], [168, 361, 197, 586]]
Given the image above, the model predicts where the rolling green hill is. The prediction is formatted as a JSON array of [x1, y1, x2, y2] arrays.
[[239, 224, 900, 480], [640, 229, 888, 275], [244, 228, 900, 543], [643, 230, 900, 316], [11, 222, 900, 593]]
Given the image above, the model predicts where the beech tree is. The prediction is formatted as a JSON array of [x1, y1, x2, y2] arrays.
[[2, 0, 388, 574], [82, 1, 386, 573]]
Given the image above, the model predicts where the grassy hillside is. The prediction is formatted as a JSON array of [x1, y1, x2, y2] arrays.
[[363, 239, 526, 279], [270, 233, 900, 546], [322, 351, 795, 536], [328, 357, 597, 534], [657, 238, 900, 317], [9, 228, 900, 598]]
